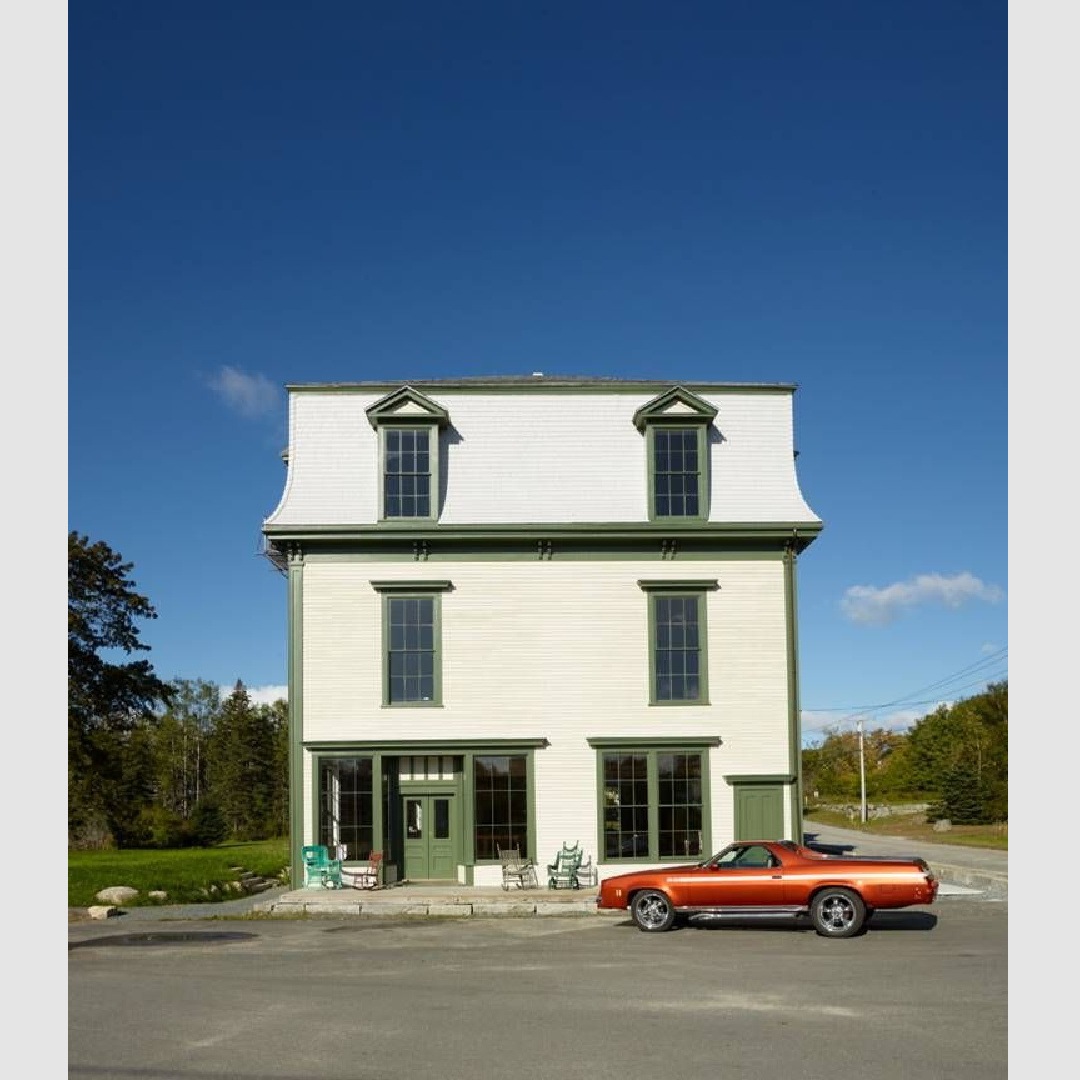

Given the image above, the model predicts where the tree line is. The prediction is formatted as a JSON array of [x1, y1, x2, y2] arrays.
[[802, 680, 1008, 824], [69, 532, 288, 849]]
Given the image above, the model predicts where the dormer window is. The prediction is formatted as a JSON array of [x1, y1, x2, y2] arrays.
[[365, 386, 451, 523], [632, 386, 718, 522], [384, 428, 431, 518], [652, 428, 701, 518]]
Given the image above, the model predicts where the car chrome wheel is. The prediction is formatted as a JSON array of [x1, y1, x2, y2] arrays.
[[632, 890, 676, 932], [810, 887, 866, 938], [820, 894, 855, 931]]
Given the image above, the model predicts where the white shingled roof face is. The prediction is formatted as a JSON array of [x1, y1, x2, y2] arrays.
[[265, 385, 820, 528]]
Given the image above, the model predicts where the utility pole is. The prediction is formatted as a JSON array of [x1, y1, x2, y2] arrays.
[[858, 716, 868, 824]]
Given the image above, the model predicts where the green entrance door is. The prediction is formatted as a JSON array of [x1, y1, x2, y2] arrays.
[[734, 785, 785, 841], [403, 795, 456, 880]]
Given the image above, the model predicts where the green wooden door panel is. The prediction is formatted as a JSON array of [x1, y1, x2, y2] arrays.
[[429, 797, 455, 879], [404, 797, 427, 879], [403, 794, 458, 880], [735, 786, 785, 842]]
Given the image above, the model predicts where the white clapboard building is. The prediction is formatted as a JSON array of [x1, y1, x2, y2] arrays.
[[262, 376, 822, 888]]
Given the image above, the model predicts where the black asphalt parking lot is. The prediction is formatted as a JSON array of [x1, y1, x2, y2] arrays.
[[69, 898, 1006, 1080]]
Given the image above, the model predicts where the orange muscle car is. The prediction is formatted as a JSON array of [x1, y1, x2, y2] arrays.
[[596, 840, 938, 937]]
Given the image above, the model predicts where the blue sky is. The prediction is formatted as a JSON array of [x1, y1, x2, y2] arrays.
[[68, 1, 1007, 739]]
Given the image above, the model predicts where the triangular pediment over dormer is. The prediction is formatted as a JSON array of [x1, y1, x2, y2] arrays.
[[365, 385, 451, 429], [632, 385, 719, 432]]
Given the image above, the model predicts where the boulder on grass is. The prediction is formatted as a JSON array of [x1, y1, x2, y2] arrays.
[[148, 890, 168, 901], [95, 886, 138, 905], [933, 819, 952, 832], [88, 906, 120, 920]]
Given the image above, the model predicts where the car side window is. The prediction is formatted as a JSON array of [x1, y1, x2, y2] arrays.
[[715, 844, 777, 869], [733, 845, 778, 868]]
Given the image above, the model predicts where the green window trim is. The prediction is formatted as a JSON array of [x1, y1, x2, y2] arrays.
[[471, 753, 534, 864], [381, 591, 443, 707], [723, 774, 796, 785], [646, 590, 710, 706], [378, 423, 440, 522], [645, 424, 709, 522], [631, 385, 720, 431], [638, 579, 719, 591], [594, 746, 712, 864], [308, 746, 539, 872], [309, 751, 384, 868], [364, 385, 451, 430], [587, 735, 722, 748], [303, 738, 549, 752], [370, 580, 454, 592]]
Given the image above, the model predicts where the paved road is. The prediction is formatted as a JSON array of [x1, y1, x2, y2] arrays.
[[803, 821, 1008, 875], [69, 898, 1005, 1080]]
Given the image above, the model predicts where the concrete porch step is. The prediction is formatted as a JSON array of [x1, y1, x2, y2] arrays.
[[255, 886, 616, 918]]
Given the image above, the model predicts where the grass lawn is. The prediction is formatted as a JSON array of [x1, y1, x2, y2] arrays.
[[805, 809, 1008, 850], [68, 838, 289, 907]]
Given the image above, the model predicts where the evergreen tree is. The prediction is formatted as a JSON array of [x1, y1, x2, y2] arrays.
[[933, 761, 992, 825], [190, 799, 228, 847], [68, 532, 170, 846], [210, 681, 275, 839]]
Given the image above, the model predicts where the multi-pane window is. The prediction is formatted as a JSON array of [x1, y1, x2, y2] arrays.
[[474, 755, 528, 861], [600, 749, 708, 861], [653, 594, 704, 703], [384, 427, 432, 518], [658, 753, 704, 859], [652, 427, 701, 518], [602, 753, 650, 859], [387, 596, 437, 704], [318, 757, 373, 861]]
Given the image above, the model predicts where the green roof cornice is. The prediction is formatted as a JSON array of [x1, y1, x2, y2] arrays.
[[264, 521, 822, 540], [365, 385, 451, 429], [632, 386, 719, 432]]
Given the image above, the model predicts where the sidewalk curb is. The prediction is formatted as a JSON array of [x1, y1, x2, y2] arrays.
[[928, 862, 1008, 896], [253, 897, 619, 918]]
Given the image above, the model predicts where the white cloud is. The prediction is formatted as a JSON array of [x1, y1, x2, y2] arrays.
[[981, 642, 1000, 655], [841, 572, 1003, 626], [219, 683, 287, 706], [209, 365, 280, 419]]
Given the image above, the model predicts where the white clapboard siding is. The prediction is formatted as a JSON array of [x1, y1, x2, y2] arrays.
[[301, 558, 793, 866], [266, 389, 820, 527]]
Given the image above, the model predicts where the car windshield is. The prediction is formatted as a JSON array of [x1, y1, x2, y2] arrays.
[[708, 844, 778, 868]]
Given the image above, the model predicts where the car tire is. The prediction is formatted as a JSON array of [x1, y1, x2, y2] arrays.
[[810, 887, 866, 938], [631, 889, 677, 932]]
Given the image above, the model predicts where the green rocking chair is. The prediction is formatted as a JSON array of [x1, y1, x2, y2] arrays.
[[547, 842, 582, 890], [302, 844, 343, 889]]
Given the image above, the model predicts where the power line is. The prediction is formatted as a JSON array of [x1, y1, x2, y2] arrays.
[[804, 647, 1007, 713]]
